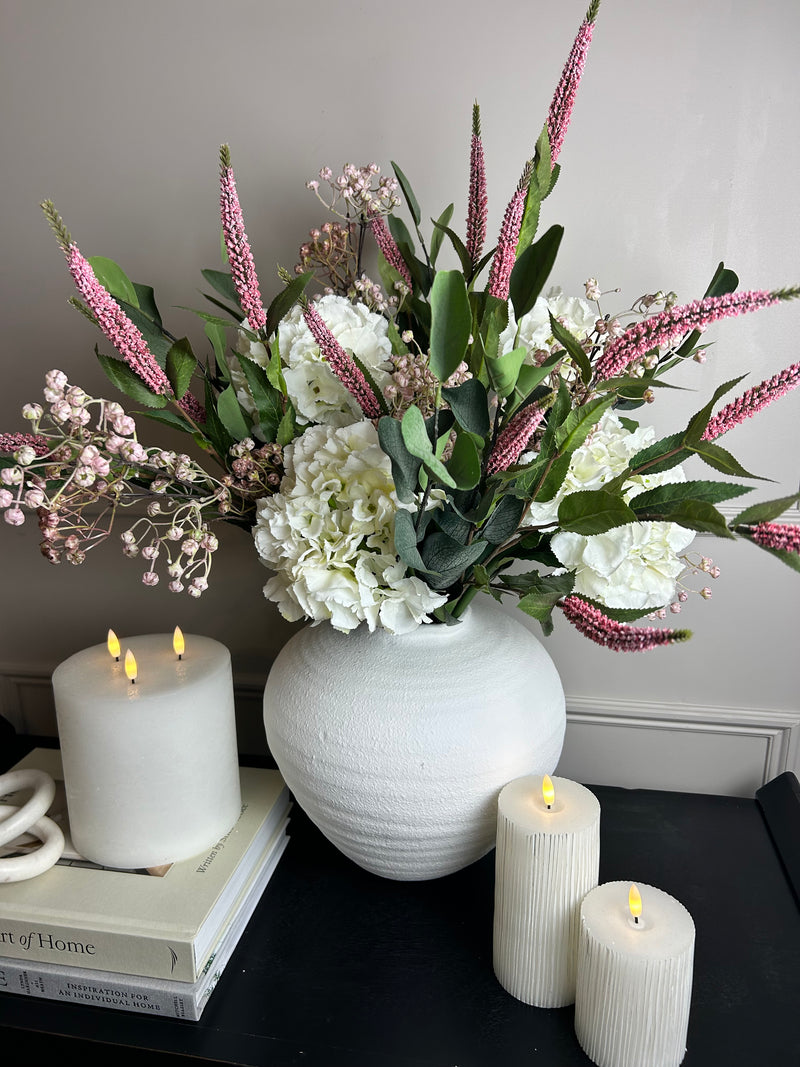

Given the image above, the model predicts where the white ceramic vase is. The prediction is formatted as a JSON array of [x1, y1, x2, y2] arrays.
[[262, 596, 566, 880]]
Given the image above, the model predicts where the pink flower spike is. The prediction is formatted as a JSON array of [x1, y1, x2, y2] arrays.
[[0, 432, 50, 457], [302, 301, 382, 420], [369, 215, 412, 292], [486, 401, 548, 476], [486, 165, 531, 301], [219, 145, 266, 332], [595, 288, 800, 382], [745, 522, 800, 555], [702, 361, 800, 439], [547, 5, 599, 165], [558, 595, 692, 652], [466, 103, 488, 269]]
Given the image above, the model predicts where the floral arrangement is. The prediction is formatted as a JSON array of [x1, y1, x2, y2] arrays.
[[2, 0, 799, 650]]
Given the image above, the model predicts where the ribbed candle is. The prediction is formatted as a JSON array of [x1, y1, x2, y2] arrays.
[[575, 881, 695, 1067], [493, 774, 600, 1007]]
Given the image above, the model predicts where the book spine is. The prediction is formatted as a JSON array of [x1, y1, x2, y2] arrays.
[[0, 959, 204, 1021], [0, 924, 198, 982]]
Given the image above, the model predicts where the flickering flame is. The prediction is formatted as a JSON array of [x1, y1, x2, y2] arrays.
[[542, 774, 555, 809], [629, 884, 643, 923], [107, 629, 120, 661], [124, 649, 138, 684], [173, 626, 185, 659]]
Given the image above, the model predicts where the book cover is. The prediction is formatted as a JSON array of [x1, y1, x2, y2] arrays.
[[0, 822, 290, 1020], [0, 748, 290, 981]]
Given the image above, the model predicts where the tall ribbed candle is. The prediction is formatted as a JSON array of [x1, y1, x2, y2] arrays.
[[575, 881, 695, 1067], [493, 774, 600, 1007]]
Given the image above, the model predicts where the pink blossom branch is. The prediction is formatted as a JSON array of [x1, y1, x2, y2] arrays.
[[466, 102, 488, 269], [558, 595, 692, 652], [0, 432, 50, 456], [369, 214, 412, 292], [486, 163, 532, 301], [743, 522, 800, 554], [486, 400, 548, 476], [219, 145, 266, 332], [547, 2, 600, 165], [302, 301, 382, 419], [702, 361, 800, 439], [595, 288, 800, 381]]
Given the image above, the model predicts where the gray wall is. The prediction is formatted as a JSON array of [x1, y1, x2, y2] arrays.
[[1, 0, 798, 792]]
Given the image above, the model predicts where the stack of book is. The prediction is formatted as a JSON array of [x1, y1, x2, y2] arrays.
[[0, 747, 291, 1020]]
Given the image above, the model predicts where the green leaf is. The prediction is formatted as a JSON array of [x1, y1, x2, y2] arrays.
[[178, 307, 241, 329], [202, 377, 235, 457], [276, 404, 298, 448], [554, 395, 615, 452], [624, 433, 689, 480], [646, 499, 735, 538], [95, 350, 167, 408], [137, 407, 197, 434], [352, 353, 390, 417], [401, 405, 457, 488], [378, 415, 422, 503], [419, 531, 488, 588], [87, 256, 139, 307], [236, 355, 284, 442], [201, 290, 243, 322], [201, 269, 241, 309], [486, 345, 528, 400], [548, 312, 591, 384], [430, 203, 454, 267], [733, 494, 800, 526], [481, 495, 525, 544], [265, 272, 312, 339], [516, 173, 541, 255], [689, 439, 770, 481], [393, 508, 429, 572], [391, 160, 421, 227], [516, 571, 575, 621], [631, 480, 754, 514], [533, 125, 552, 201], [441, 378, 490, 437], [165, 338, 197, 400], [117, 298, 172, 368], [508, 224, 563, 320], [446, 431, 481, 490], [676, 262, 740, 358], [205, 320, 230, 380], [684, 375, 747, 444], [558, 490, 637, 535], [132, 284, 162, 328], [429, 270, 472, 383], [743, 541, 800, 573], [216, 385, 251, 441], [430, 218, 473, 278]]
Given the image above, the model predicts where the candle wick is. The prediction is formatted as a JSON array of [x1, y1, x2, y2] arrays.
[[178, 654, 182, 661], [634, 915, 639, 925]]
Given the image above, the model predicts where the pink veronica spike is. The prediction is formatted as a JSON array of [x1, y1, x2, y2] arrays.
[[486, 164, 531, 301], [558, 596, 692, 652], [302, 301, 382, 420], [486, 401, 548, 476], [370, 215, 412, 292], [547, 1, 601, 165], [702, 361, 800, 439], [219, 145, 266, 332], [595, 288, 800, 382], [466, 103, 488, 269], [745, 522, 800, 554]]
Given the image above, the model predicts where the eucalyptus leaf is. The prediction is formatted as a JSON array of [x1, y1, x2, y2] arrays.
[[393, 508, 429, 572], [481, 494, 525, 544], [446, 431, 481, 490], [441, 378, 490, 437], [429, 271, 472, 383], [377, 415, 422, 503], [508, 224, 563, 320], [419, 532, 488, 588]]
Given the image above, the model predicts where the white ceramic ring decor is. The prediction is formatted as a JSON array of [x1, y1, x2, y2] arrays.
[[0, 769, 56, 847], [0, 805, 65, 883], [263, 597, 566, 880]]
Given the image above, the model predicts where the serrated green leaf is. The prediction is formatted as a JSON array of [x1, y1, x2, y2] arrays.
[[430, 204, 454, 267], [96, 350, 167, 408], [516, 173, 541, 255], [516, 571, 575, 621], [429, 270, 472, 383], [558, 490, 637, 534], [137, 408, 197, 434], [623, 433, 689, 482], [689, 439, 771, 481], [117, 298, 172, 368], [554, 395, 614, 452], [649, 499, 735, 538], [276, 404, 298, 448], [87, 256, 139, 307], [508, 224, 563, 320], [265, 272, 312, 339], [378, 416, 422, 504], [743, 541, 800, 573], [684, 375, 747, 443], [236, 355, 284, 442], [732, 494, 800, 526], [165, 338, 197, 399], [631, 480, 753, 513]]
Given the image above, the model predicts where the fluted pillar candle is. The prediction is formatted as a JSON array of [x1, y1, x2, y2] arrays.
[[574, 881, 695, 1067], [493, 774, 600, 1007]]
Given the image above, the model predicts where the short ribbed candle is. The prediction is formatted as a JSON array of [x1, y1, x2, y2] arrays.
[[575, 881, 695, 1067], [493, 774, 600, 1007]]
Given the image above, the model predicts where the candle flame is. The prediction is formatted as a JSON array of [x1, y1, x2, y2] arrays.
[[107, 629, 120, 661], [124, 648, 137, 683], [542, 774, 555, 809], [629, 884, 643, 921], [173, 626, 185, 658]]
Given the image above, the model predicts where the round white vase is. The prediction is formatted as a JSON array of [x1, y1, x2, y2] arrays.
[[263, 596, 566, 881]]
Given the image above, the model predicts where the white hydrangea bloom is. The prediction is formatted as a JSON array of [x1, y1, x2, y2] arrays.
[[253, 419, 447, 634], [233, 295, 393, 431], [499, 286, 596, 361], [551, 522, 696, 611], [525, 410, 687, 526]]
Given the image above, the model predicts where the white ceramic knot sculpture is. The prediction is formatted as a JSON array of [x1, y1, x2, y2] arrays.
[[0, 768, 65, 882]]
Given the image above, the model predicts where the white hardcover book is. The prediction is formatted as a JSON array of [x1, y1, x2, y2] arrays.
[[0, 821, 290, 1020], [0, 748, 290, 981]]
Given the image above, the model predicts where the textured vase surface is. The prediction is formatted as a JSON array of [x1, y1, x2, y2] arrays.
[[263, 596, 566, 880]]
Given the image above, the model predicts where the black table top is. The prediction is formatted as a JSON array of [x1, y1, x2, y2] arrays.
[[1, 736, 799, 1066]]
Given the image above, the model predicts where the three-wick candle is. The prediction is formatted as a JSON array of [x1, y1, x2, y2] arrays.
[[493, 773, 600, 1007], [52, 631, 241, 869]]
